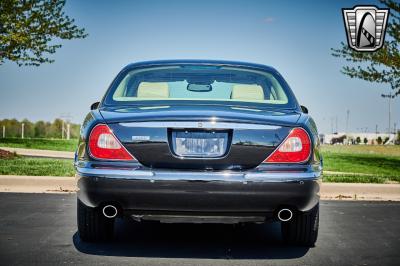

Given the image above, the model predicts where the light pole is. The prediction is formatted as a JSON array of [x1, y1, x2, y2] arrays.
[[62, 119, 64, 139], [60, 113, 72, 140], [21, 123, 25, 139], [346, 110, 350, 144], [67, 123, 70, 140], [388, 93, 392, 134], [335, 116, 338, 134], [2, 125, 5, 138]]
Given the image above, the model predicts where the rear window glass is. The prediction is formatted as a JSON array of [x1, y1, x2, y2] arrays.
[[108, 65, 291, 106]]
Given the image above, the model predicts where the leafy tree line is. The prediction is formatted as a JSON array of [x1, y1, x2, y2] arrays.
[[0, 119, 80, 139], [0, 0, 87, 66]]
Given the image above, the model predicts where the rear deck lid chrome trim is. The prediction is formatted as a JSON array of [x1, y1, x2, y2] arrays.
[[119, 121, 281, 130]]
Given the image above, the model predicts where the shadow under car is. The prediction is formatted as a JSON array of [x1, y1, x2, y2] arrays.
[[73, 218, 310, 259]]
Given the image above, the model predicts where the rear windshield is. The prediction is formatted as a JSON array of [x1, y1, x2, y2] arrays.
[[104, 65, 295, 108]]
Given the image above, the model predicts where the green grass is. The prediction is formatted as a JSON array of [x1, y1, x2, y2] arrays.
[[321, 145, 400, 157], [321, 145, 400, 183], [0, 157, 75, 176], [323, 175, 387, 184], [0, 138, 78, 152]]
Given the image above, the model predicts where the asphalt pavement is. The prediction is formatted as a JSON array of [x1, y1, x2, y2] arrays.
[[0, 193, 399, 266]]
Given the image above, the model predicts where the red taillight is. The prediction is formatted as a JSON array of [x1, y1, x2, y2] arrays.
[[264, 128, 311, 163], [88, 124, 135, 161]]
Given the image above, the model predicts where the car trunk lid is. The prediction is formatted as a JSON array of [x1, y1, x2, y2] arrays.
[[101, 104, 300, 170]]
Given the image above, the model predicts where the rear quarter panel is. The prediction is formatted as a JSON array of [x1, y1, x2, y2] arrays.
[[76, 109, 105, 161]]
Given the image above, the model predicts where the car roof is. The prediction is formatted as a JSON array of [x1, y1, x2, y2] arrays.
[[123, 59, 279, 73]]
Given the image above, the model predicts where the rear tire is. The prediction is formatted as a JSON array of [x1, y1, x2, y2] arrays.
[[77, 199, 115, 242], [281, 203, 319, 247]]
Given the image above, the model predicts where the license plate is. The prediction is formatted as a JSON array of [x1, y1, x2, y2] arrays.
[[172, 131, 228, 158]]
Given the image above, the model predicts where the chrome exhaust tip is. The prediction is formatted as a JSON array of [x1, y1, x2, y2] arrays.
[[277, 208, 293, 222], [102, 205, 118, 218]]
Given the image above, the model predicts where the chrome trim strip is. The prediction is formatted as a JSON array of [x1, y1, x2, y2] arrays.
[[244, 171, 320, 179], [131, 214, 266, 224], [77, 168, 154, 177], [119, 121, 281, 130], [76, 167, 320, 182]]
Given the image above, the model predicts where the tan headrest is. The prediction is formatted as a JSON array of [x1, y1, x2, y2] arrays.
[[137, 82, 169, 98], [231, 84, 264, 101]]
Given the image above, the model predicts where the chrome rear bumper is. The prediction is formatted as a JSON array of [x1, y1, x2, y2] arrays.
[[76, 165, 321, 220], [76, 166, 321, 183]]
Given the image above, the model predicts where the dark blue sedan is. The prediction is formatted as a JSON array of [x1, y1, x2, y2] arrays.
[[75, 60, 322, 246]]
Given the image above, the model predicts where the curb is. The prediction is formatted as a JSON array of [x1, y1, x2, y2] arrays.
[[0, 147, 74, 159], [0, 175, 76, 193], [320, 183, 400, 201]]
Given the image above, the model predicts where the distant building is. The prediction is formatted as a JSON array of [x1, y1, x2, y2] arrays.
[[319, 132, 396, 145]]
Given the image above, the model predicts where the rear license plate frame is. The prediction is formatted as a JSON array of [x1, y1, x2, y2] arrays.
[[170, 129, 230, 158]]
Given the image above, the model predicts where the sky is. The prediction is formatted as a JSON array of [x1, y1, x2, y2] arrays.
[[0, 0, 398, 134]]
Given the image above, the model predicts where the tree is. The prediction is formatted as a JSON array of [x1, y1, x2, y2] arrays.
[[50, 118, 63, 138], [377, 136, 383, 144], [3, 119, 19, 137], [363, 137, 368, 144], [331, 0, 400, 98], [34, 120, 46, 138], [0, 118, 81, 139], [69, 123, 80, 139], [356, 136, 361, 144], [0, 0, 87, 66]]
